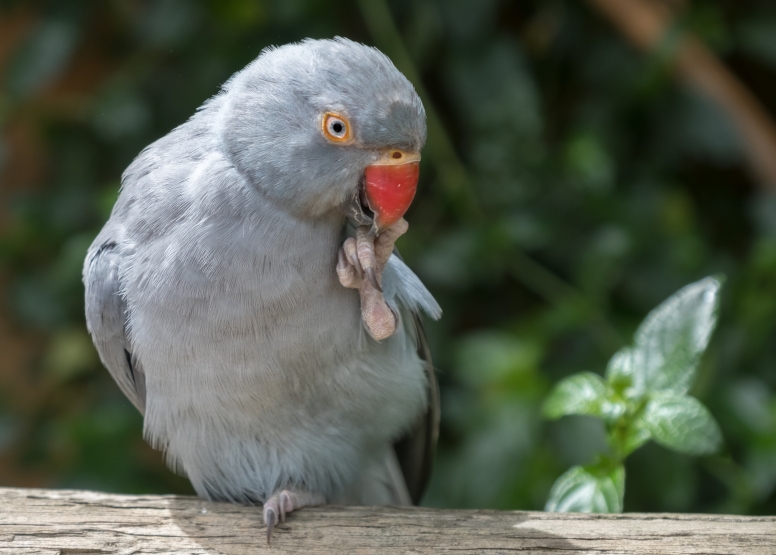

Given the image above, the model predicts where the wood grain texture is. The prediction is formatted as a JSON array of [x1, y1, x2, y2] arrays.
[[0, 487, 773, 554]]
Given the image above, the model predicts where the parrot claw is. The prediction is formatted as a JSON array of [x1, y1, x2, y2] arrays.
[[336, 219, 408, 340], [279, 490, 291, 523], [350, 252, 364, 278], [366, 266, 382, 292], [262, 489, 324, 544], [263, 505, 277, 544]]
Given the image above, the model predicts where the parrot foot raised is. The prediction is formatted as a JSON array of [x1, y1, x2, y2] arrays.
[[337, 218, 408, 340], [263, 488, 325, 544]]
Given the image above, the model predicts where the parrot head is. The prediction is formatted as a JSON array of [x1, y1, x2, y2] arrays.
[[219, 38, 426, 234]]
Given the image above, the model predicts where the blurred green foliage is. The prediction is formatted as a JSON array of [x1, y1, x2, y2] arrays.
[[1, 0, 776, 515]]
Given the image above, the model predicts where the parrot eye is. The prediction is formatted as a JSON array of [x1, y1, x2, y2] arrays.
[[322, 113, 352, 143]]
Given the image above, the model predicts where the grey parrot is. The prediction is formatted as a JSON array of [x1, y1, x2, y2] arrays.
[[83, 37, 441, 540]]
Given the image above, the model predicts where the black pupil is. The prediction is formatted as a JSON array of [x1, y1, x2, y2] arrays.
[[331, 121, 343, 134]]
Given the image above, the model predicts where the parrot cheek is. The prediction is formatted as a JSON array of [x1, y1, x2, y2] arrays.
[[363, 161, 419, 232]]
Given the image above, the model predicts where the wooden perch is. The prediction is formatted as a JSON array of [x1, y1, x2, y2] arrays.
[[0, 488, 773, 554]]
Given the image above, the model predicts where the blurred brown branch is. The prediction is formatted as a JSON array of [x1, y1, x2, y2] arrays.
[[586, 0, 776, 190]]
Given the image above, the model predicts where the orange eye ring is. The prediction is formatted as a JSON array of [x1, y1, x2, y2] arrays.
[[322, 112, 353, 143]]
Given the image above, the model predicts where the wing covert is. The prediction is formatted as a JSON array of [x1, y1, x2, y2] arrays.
[[385, 251, 441, 504], [84, 237, 146, 413]]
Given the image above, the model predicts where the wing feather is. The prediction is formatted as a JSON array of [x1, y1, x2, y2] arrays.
[[84, 237, 146, 413], [385, 252, 441, 505]]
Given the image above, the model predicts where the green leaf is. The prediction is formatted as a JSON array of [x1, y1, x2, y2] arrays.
[[545, 464, 625, 513], [621, 423, 651, 456], [605, 347, 637, 390], [543, 372, 607, 420], [607, 276, 722, 394], [639, 392, 723, 455]]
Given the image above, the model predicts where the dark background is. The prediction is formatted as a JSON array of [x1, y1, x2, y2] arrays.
[[1, 0, 775, 515]]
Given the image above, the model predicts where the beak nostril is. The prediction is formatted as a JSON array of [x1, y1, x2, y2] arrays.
[[391, 151, 402, 159]]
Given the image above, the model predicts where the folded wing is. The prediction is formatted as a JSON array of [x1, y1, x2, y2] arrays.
[[384, 253, 441, 504], [84, 235, 146, 413]]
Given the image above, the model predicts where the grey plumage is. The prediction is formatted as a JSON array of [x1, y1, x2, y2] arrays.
[[84, 38, 440, 507]]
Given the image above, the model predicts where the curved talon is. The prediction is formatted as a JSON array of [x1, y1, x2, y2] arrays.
[[280, 491, 290, 524], [265, 506, 277, 544], [350, 253, 364, 278], [365, 267, 382, 292], [337, 219, 409, 340], [262, 489, 323, 544], [337, 248, 347, 269]]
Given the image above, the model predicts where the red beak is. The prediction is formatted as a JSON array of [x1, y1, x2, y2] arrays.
[[363, 159, 420, 232]]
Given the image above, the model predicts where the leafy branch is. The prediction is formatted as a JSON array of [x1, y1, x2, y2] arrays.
[[543, 277, 724, 512]]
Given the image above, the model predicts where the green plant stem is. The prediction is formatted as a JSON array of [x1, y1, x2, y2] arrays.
[[608, 423, 630, 464], [607, 396, 648, 462]]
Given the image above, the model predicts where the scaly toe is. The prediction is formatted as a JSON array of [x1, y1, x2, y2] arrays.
[[337, 248, 358, 288], [375, 217, 409, 264], [356, 227, 379, 288], [262, 489, 323, 543], [343, 237, 363, 278], [365, 266, 382, 292], [279, 490, 294, 523]]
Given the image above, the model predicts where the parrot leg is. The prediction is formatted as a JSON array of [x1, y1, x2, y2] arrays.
[[337, 218, 408, 340], [263, 488, 325, 544]]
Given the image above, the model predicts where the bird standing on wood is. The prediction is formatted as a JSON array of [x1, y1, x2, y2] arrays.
[[83, 38, 441, 541]]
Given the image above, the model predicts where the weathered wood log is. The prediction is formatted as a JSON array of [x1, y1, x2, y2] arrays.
[[0, 487, 773, 554]]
